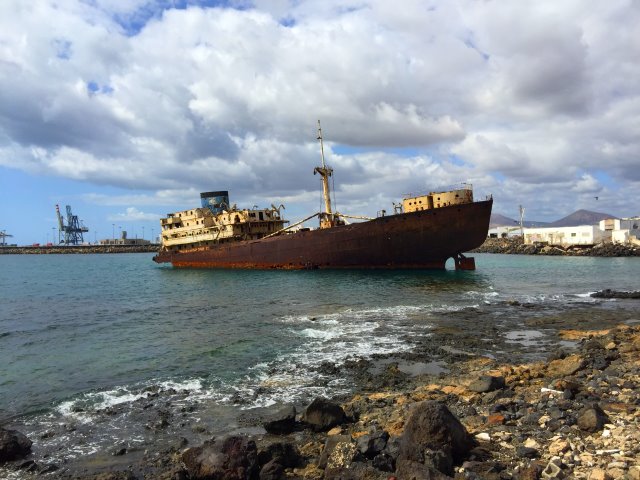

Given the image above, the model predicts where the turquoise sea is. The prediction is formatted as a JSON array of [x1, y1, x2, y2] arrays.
[[1, 253, 638, 476]]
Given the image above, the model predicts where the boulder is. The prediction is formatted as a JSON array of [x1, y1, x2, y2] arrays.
[[181, 435, 259, 480], [397, 401, 474, 476], [0, 428, 32, 463], [356, 430, 389, 458], [547, 355, 585, 377], [467, 375, 505, 393], [263, 405, 296, 434], [318, 435, 353, 469], [577, 404, 609, 433], [302, 398, 346, 432]]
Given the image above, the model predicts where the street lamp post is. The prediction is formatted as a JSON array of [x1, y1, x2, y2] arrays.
[[112, 224, 115, 242], [142, 226, 145, 240]]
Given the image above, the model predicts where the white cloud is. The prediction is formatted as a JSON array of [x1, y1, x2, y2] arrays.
[[108, 206, 160, 221], [1, 0, 639, 221]]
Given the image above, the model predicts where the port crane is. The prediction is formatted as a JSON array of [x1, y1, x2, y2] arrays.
[[56, 204, 89, 245], [0, 230, 13, 246]]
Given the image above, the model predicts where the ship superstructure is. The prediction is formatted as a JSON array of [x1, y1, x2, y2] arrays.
[[160, 191, 287, 252]]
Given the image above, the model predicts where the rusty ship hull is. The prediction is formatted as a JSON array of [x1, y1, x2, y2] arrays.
[[153, 198, 492, 269]]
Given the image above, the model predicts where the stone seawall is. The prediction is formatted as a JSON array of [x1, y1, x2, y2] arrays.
[[0, 245, 160, 255], [472, 237, 640, 257]]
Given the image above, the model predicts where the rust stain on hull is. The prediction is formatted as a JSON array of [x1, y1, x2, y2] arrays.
[[153, 199, 493, 270]]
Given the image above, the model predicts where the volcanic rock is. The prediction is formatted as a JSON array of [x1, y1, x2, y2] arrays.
[[181, 435, 259, 480], [302, 397, 347, 432], [577, 404, 609, 433], [0, 428, 32, 463], [397, 401, 474, 476], [263, 405, 296, 434]]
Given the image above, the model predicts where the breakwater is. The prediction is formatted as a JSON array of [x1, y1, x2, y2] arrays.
[[473, 237, 640, 256], [0, 244, 159, 254]]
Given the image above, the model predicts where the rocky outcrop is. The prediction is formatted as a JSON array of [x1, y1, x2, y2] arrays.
[[0, 428, 32, 463], [397, 401, 474, 477], [263, 405, 296, 434], [181, 435, 259, 480], [472, 237, 640, 257], [301, 397, 347, 432], [591, 289, 640, 299]]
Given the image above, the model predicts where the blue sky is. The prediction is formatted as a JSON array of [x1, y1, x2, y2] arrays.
[[1, 0, 639, 245]]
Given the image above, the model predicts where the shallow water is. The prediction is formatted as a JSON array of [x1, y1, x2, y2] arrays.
[[1, 252, 638, 475]]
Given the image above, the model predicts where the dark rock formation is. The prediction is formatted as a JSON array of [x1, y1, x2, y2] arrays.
[[0, 428, 32, 463], [591, 289, 640, 299], [181, 435, 259, 480], [263, 405, 296, 434], [397, 401, 474, 476], [302, 397, 347, 432]]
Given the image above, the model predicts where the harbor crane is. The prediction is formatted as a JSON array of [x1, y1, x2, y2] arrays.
[[0, 230, 13, 246], [56, 204, 89, 245]]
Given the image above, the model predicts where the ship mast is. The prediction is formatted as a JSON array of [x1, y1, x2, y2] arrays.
[[314, 120, 334, 228]]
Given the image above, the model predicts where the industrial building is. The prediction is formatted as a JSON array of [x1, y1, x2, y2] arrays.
[[522, 217, 640, 247], [100, 231, 151, 246]]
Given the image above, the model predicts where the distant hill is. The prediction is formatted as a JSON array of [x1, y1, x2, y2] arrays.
[[490, 213, 549, 228], [547, 209, 617, 227], [490, 209, 615, 228]]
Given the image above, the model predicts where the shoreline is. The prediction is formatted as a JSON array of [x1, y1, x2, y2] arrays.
[[472, 237, 640, 257], [1, 296, 639, 478]]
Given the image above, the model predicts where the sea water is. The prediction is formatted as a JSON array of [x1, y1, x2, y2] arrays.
[[1, 253, 638, 474]]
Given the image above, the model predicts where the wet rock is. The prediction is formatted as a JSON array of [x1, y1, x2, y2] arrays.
[[38, 463, 59, 474], [468, 375, 505, 393], [397, 401, 474, 476], [302, 397, 347, 432], [591, 289, 640, 299], [577, 404, 608, 433], [0, 428, 32, 463], [181, 435, 259, 480], [263, 405, 297, 434]]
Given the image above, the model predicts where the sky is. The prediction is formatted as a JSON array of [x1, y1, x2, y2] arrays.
[[1, 0, 639, 245]]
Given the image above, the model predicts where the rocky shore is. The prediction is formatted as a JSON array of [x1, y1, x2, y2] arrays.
[[472, 237, 640, 257], [2, 295, 639, 480], [0, 245, 159, 255]]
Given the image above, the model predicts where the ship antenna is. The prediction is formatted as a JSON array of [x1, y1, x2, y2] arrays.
[[314, 120, 334, 227]]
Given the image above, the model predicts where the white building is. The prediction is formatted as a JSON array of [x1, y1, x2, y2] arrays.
[[488, 226, 522, 238], [522, 216, 640, 246], [523, 225, 610, 246], [600, 217, 640, 245]]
